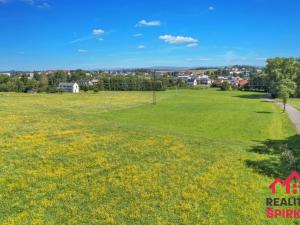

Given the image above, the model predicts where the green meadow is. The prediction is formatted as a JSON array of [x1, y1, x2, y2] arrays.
[[0, 89, 299, 224], [287, 98, 300, 111]]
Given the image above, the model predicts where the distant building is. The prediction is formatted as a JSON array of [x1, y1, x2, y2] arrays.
[[27, 72, 34, 80], [79, 81, 93, 86], [199, 78, 212, 85], [177, 75, 191, 80], [193, 75, 212, 86], [213, 76, 227, 86], [239, 79, 249, 87], [58, 82, 80, 93], [0, 73, 11, 76], [91, 79, 99, 85], [187, 78, 198, 86]]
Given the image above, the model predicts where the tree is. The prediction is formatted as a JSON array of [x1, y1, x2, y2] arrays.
[[265, 58, 298, 97], [220, 82, 232, 91], [38, 74, 49, 92], [278, 79, 296, 112], [82, 85, 89, 92], [57, 87, 64, 94], [93, 86, 99, 93]]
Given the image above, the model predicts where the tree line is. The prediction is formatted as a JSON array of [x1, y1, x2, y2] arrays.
[[0, 70, 188, 93]]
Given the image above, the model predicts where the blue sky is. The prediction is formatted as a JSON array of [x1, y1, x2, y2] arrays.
[[0, 0, 299, 70]]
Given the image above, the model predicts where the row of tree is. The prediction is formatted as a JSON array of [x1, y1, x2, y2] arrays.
[[0, 71, 190, 93]]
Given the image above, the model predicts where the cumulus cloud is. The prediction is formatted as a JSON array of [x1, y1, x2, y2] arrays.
[[137, 45, 145, 49], [159, 35, 198, 45], [92, 29, 105, 36], [136, 20, 160, 27]]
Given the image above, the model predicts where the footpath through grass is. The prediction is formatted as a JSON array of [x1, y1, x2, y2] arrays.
[[0, 89, 298, 224]]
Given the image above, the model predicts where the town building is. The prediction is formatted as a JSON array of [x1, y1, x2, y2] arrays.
[[58, 82, 80, 93]]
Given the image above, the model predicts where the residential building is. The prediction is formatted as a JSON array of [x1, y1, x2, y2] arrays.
[[187, 78, 198, 86], [58, 82, 80, 93]]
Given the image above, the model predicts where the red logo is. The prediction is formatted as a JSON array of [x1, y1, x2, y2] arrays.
[[269, 171, 300, 194]]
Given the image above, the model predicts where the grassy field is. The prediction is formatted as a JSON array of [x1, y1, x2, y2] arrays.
[[0, 89, 299, 224], [287, 98, 300, 111]]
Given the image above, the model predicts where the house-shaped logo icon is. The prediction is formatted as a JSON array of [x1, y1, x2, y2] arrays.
[[269, 171, 300, 194]]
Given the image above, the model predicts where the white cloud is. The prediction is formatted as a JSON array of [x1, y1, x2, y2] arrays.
[[37, 1, 50, 8], [78, 49, 88, 53], [208, 6, 215, 11], [20, 0, 50, 8], [159, 35, 198, 44], [69, 36, 93, 44], [187, 43, 198, 48], [69, 29, 105, 44], [92, 29, 105, 36], [133, 33, 143, 37], [137, 45, 145, 49], [136, 20, 160, 27]]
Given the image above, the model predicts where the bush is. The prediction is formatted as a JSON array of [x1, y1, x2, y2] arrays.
[[82, 85, 89, 92], [93, 87, 99, 93], [47, 86, 59, 93], [220, 82, 232, 91], [57, 87, 64, 94], [280, 145, 296, 171]]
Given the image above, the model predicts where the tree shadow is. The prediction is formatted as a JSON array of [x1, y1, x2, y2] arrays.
[[245, 135, 300, 179], [235, 94, 264, 99], [256, 111, 273, 114]]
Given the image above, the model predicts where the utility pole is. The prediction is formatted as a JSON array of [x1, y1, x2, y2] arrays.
[[152, 70, 156, 105], [108, 77, 111, 91]]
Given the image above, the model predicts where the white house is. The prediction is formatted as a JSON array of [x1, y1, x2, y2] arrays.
[[187, 78, 198, 86], [199, 78, 212, 85], [177, 75, 191, 80], [58, 82, 80, 93]]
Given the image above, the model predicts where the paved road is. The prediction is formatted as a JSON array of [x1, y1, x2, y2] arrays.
[[263, 97, 300, 134]]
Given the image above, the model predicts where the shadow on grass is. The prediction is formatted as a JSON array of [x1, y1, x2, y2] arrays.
[[245, 135, 300, 179], [235, 94, 264, 99], [256, 111, 273, 114]]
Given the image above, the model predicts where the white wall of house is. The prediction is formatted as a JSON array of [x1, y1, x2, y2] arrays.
[[187, 79, 197, 86], [59, 82, 80, 93], [72, 83, 80, 93]]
